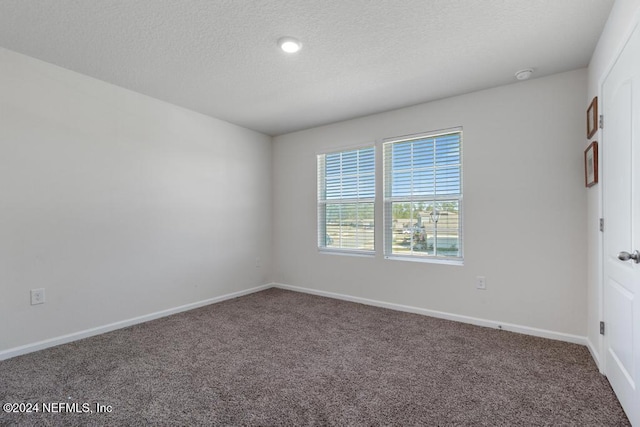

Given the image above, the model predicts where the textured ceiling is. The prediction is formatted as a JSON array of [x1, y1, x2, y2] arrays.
[[0, 0, 614, 136]]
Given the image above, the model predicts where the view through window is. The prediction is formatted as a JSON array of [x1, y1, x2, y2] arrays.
[[383, 129, 462, 261], [317, 146, 375, 252]]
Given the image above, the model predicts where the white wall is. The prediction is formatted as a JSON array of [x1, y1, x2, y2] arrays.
[[0, 48, 272, 354], [586, 0, 640, 368], [273, 69, 587, 337]]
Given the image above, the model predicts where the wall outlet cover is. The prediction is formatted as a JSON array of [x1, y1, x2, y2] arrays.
[[30, 288, 46, 305]]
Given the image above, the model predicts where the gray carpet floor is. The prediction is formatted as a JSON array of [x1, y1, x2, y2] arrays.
[[0, 288, 630, 426]]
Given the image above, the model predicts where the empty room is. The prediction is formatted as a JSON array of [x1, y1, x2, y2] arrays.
[[1, 0, 639, 425]]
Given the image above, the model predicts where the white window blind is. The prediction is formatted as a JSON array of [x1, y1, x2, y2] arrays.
[[383, 129, 462, 261], [318, 146, 375, 253]]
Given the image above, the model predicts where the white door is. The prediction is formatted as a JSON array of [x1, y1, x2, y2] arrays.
[[602, 20, 640, 427]]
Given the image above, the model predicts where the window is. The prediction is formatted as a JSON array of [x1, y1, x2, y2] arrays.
[[317, 146, 375, 253], [383, 129, 462, 261]]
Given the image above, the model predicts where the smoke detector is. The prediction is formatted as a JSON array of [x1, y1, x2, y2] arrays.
[[515, 69, 534, 80]]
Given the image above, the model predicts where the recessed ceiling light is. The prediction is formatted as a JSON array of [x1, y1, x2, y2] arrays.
[[278, 37, 302, 53], [515, 68, 534, 80]]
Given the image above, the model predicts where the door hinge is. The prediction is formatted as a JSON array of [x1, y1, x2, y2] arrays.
[[599, 218, 604, 232], [600, 321, 605, 335], [599, 114, 604, 129]]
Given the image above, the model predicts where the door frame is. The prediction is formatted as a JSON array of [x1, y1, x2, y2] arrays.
[[597, 10, 640, 375]]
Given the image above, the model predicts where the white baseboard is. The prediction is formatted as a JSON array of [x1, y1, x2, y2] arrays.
[[273, 283, 588, 346], [586, 337, 603, 373], [1, 282, 590, 361], [0, 283, 272, 361]]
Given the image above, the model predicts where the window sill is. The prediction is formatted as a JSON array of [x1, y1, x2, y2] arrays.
[[318, 248, 375, 258], [384, 255, 464, 266]]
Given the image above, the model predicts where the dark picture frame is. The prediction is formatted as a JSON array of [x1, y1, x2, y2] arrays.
[[584, 141, 598, 188], [587, 96, 598, 139]]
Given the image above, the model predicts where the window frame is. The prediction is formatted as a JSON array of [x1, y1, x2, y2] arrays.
[[382, 128, 464, 264], [317, 144, 376, 256]]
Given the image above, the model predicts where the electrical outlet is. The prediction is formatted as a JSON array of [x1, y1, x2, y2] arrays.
[[476, 276, 486, 290], [255, 257, 261, 268], [31, 288, 46, 305]]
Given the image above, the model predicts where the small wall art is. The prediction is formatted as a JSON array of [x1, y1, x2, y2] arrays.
[[584, 141, 598, 188], [587, 97, 598, 139]]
